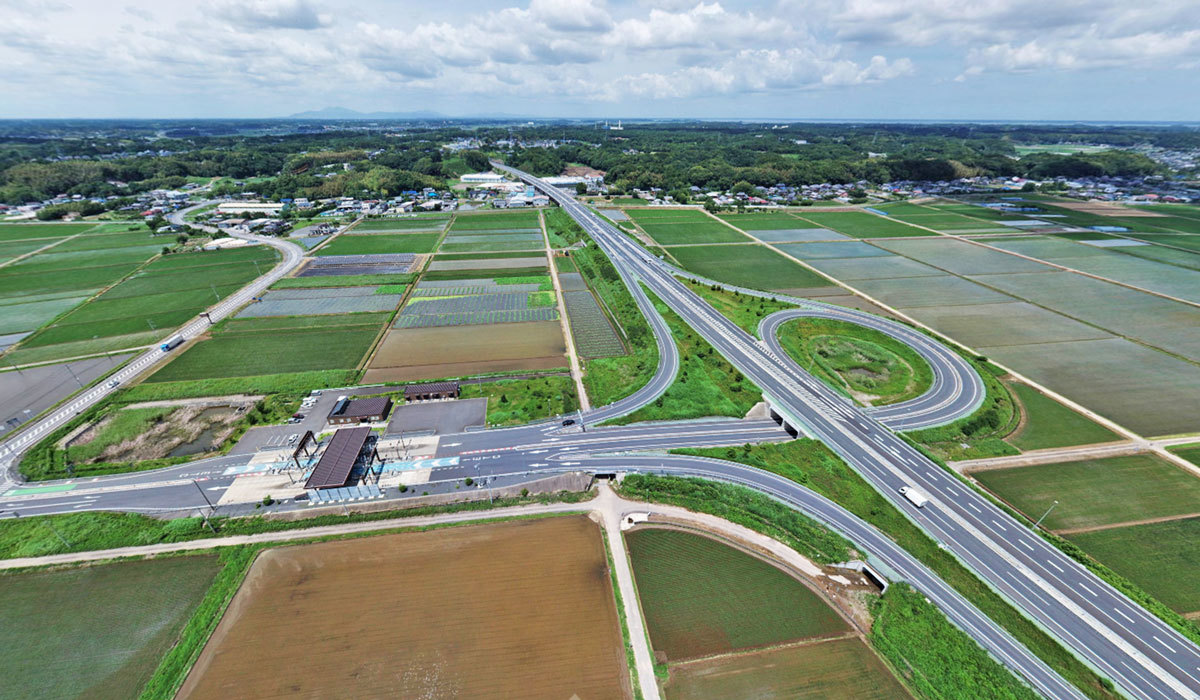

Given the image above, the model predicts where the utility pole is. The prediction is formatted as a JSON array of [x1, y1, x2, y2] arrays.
[[1034, 500, 1059, 529], [63, 363, 85, 389], [192, 480, 217, 533]]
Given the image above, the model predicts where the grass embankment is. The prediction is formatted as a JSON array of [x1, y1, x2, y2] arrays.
[[683, 279, 794, 335], [19, 392, 299, 481], [668, 441, 1118, 700], [610, 288, 761, 425], [0, 489, 596, 560], [573, 237, 658, 406], [461, 375, 579, 426], [906, 359, 1020, 461], [544, 207, 585, 249], [775, 316, 934, 408], [120, 371, 357, 401], [871, 583, 1040, 700]]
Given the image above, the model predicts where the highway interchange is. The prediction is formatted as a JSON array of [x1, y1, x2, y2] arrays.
[[0, 175, 1197, 698]]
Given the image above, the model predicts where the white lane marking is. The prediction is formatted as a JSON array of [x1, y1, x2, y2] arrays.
[[1114, 606, 1137, 624], [991, 519, 1007, 532], [1019, 539, 1034, 551], [1046, 559, 1065, 573], [1154, 636, 1178, 654], [1079, 583, 1098, 597], [967, 502, 982, 513]]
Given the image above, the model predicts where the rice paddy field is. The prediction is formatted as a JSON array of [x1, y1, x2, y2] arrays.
[[1067, 517, 1200, 614], [870, 238, 1055, 276], [313, 232, 440, 256], [0, 555, 220, 700], [640, 220, 748, 245], [626, 528, 848, 662], [663, 638, 911, 700], [4, 246, 279, 365], [972, 454, 1200, 532], [667, 244, 831, 292], [1003, 381, 1122, 451], [178, 517, 629, 700], [789, 210, 933, 238], [449, 210, 541, 230]]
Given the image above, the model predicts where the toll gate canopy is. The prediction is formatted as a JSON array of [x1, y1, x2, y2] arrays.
[[304, 426, 372, 489]]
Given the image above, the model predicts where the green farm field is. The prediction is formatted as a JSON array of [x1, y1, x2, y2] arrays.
[[0, 222, 101, 239], [1068, 518, 1200, 614], [668, 244, 829, 291], [718, 212, 816, 230], [625, 208, 710, 223], [1004, 381, 1121, 451], [640, 220, 748, 245], [272, 273, 413, 289], [0, 556, 220, 700], [663, 638, 910, 700], [314, 232, 440, 255], [355, 218, 448, 231], [449, 211, 541, 230], [146, 317, 381, 382], [973, 454, 1200, 532], [792, 211, 931, 238], [626, 528, 847, 662]]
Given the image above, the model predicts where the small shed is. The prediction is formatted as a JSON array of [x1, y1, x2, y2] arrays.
[[327, 396, 393, 425], [403, 381, 461, 402]]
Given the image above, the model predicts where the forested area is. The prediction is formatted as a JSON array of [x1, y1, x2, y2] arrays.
[[0, 119, 1192, 204]]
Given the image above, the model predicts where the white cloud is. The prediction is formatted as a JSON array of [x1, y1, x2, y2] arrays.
[[215, 0, 332, 30]]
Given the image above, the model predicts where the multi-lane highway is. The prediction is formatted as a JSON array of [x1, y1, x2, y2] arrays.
[[3, 178, 1197, 698], [497, 164, 1200, 700]]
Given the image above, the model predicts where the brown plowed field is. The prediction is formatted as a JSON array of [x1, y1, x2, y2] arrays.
[[364, 321, 566, 382], [178, 516, 630, 699]]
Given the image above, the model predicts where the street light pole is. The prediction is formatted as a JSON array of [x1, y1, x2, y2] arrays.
[[1034, 500, 1059, 529]]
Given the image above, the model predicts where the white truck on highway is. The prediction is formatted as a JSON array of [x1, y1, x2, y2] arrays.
[[899, 486, 929, 508]]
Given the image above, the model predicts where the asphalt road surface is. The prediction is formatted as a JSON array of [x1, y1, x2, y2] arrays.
[[498, 164, 1200, 700]]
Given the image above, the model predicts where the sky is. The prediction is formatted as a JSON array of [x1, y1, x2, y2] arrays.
[[2, 0, 1198, 121]]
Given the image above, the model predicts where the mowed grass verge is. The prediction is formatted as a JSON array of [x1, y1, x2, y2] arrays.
[[0, 556, 220, 700], [626, 528, 848, 661], [973, 454, 1200, 532]]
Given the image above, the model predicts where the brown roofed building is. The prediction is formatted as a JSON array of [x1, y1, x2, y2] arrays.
[[403, 381, 460, 401], [327, 396, 393, 426]]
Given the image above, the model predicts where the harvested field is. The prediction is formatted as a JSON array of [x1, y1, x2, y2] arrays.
[[563, 290, 625, 357], [365, 321, 566, 382], [428, 256, 544, 271], [979, 337, 1200, 437], [973, 454, 1200, 532], [627, 528, 848, 662], [178, 517, 628, 700], [668, 244, 828, 291], [1067, 517, 1200, 614], [664, 638, 910, 700], [0, 556, 220, 700]]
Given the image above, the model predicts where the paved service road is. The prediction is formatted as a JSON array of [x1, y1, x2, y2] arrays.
[[499, 163, 1200, 700]]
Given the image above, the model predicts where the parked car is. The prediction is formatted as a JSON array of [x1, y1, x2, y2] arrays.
[[287, 433, 299, 444]]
